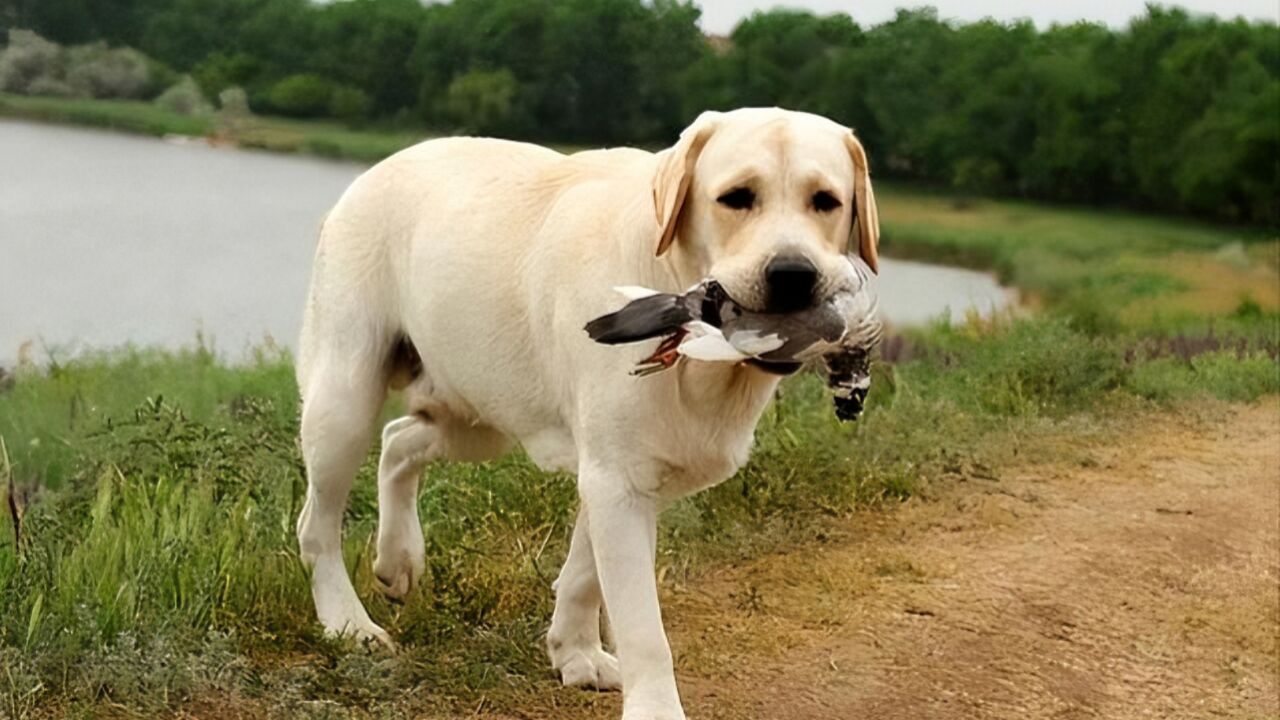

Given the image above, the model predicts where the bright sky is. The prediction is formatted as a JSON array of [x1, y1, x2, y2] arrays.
[[696, 1, 1280, 34]]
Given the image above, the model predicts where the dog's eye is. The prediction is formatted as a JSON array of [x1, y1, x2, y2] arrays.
[[716, 187, 756, 211], [812, 191, 841, 213]]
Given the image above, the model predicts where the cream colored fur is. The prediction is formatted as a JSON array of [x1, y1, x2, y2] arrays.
[[295, 107, 879, 720]]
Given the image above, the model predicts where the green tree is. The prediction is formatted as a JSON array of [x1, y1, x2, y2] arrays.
[[266, 73, 332, 118], [412, 0, 703, 141], [193, 52, 261, 99], [6, 1, 1278, 225], [328, 84, 372, 123], [310, 0, 425, 116], [444, 68, 517, 133]]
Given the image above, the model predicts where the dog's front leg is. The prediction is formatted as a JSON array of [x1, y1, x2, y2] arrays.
[[548, 507, 623, 690], [579, 461, 684, 720]]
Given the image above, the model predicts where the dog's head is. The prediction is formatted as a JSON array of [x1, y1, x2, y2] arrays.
[[653, 108, 879, 312]]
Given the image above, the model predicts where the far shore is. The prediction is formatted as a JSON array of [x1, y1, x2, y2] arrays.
[[0, 92, 602, 163], [1, 92, 429, 163]]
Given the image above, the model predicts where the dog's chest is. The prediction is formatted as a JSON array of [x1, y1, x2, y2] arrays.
[[642, 367, 774, 497], [649, 388, 769, 500], [655, 438, 755, 500]]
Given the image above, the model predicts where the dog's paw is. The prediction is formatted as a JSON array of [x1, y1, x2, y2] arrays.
[[321, 615, 397, 651], [553, 646, 622, 691], [373, 524, 425, 601]]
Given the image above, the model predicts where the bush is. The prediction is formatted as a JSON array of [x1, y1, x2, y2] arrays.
[[0, 29, 63, 94], [154, 75, 212, 116], [217, 85, 251, 117], [328, 85, 372, 122], [25, 76, 75, 97], [444, 68, 517, 133], [0, 30, 166, 101], [266, 74, 333, 118], [64, 42, 152, 99]]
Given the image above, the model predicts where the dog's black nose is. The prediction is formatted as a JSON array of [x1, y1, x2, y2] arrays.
[[764, 255, 818, 313]]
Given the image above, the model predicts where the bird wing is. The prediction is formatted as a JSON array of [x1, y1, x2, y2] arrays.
[[584, 290, 702, 345]]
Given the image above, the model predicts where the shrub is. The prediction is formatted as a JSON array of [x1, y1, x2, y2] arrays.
[[217, 85, 251, 117], [444, 68, 517, 133], [0, 29, 63, 94], [1232, 295, 1264, 320], [266, 74, 333, 118], [154, 75, 212, 116], [328, 85, 372, 122], [65, 43, 152, 99], [25, 76, 75, 97], [0, 30, 171, 101]]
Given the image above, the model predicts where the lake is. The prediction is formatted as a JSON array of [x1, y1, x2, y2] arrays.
[[0, 119, 1011, 365]]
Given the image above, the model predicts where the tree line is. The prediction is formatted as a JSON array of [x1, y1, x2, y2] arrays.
[[2, 0, 1276, 225]]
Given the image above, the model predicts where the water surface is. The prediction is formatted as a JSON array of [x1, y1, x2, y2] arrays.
[[1, 120, 1010, 364]]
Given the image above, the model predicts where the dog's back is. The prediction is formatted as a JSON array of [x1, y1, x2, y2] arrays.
[[301, 138, 583, 391], [297, 136, 659, 460]]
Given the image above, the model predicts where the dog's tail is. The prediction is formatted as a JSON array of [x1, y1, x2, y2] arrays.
[[585, 293, 695, 345]]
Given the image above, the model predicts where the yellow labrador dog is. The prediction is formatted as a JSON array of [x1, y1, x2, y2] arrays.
[[295, 107, 879, 719]]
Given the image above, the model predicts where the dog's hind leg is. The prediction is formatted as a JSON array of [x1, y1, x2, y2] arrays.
[[372, 414, 435, 600], [296, 342, 391, 646], [373, 399, 512, 600], [547, 508, 622, 690]]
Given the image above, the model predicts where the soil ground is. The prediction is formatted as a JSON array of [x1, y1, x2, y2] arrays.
[[542, 401, 1279, 720]]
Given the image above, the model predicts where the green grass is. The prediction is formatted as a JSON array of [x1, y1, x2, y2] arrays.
[[0, 93, 213, 138], [230, 117, 426, 163], [1127, 350, 1280, 402]]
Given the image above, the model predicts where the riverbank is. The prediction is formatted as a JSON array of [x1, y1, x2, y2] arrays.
[[0, 92, 425, 163], [0, 93, 599, 163]]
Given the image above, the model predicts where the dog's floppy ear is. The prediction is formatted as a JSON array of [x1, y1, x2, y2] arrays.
[[845, 131, 881, 274], [653, 111, 720, 256]]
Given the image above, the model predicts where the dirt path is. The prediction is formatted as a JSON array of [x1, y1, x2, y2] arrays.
[[527, 402, 1277, 720]]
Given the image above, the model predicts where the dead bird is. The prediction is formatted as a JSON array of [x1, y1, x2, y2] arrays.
[[585, 264, 882, 420]]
